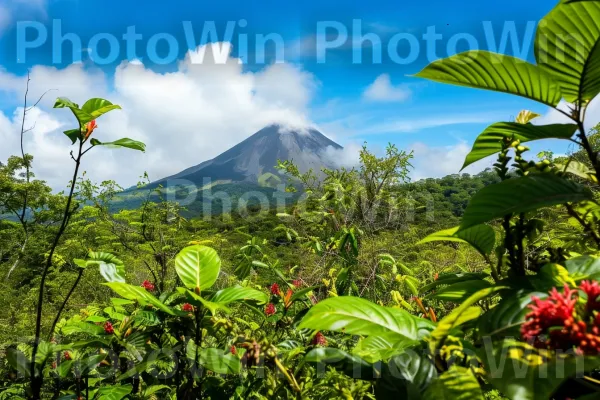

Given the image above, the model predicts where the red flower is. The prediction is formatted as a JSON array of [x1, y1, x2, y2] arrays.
[[521, 283, 600, 354], [230, 345, 237, 355], [141, 280, 155, 291], [312, 332, 327, 346], [270, 283, 281, 296], [104, 321, 114, 335], [63, 351, 71, 361], [265, 303, 276, 316], [292, 279, 302, 287], [581, 280, 600, 311], [84, 120, 97, 140], [181, 303, 194, 312]]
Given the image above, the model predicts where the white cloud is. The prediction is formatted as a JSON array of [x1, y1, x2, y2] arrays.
[[535, 98, 600, 129], [322, 142, 363, 168], [409, 141, 492, 181], [0, 0, 47, 35], [0, 43, 318, 191], [363, 74, 411, 103]]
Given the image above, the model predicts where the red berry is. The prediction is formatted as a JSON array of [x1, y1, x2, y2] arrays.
[[63, 351, 71, 361], [312, 332, 327, 346], [181, 303, 194, 312], [103, 321, 114, 334], [265, 303, 276, 316], [230, 345, 237, 355], [270, 283, 281, 296], [141, 280, 155, 291]]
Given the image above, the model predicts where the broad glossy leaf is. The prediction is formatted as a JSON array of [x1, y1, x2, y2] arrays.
[[418, 224, 495, 256], [175, 245, 220, 292], [461, 123, 577, 170], [210, 285, 268, 305], [81, 98, 122, 119], [96, 384, 132, 400], [420, 272, 489, 293], [481, 339, 600, 400], [199, 348, 240, 374], [132, 310, 161, 327], [61, 321, 105, 336], [415, 51, 562, 106], [460, 174, 592, 229], [299, 296, 433, 340], [86, 251, 125, 283], [90, 138, 146, 152], [53, 97, 79, 109], [423, 366, 484, 400], [302, 348, 378, 380], [375, 349, 437, 399], [564, 255, 600, 281], [428, 280, 492, 303], [353, 332, 419, 363], [104, 282, 175, 315], [63, 129, 81, 144], [535, 0, 600, 102]]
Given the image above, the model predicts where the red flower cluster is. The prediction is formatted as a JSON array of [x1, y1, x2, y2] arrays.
[[63, 351, 71, 361], [181, 303, 194, 312], [312, 332, 327, 346], [270, 283, 281, 296], [521, 282, 600, 354], [292, 279, 302, 287], [230, 345, 237, 355], [103, 321, 114, 335], [141, 280, 155, 291], [265, 303, 276, 316]]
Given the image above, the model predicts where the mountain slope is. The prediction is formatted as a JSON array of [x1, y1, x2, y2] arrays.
[[156, 124, 342, 186]]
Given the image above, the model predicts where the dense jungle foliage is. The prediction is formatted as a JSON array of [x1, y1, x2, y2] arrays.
[[3, 0, 600, 399]]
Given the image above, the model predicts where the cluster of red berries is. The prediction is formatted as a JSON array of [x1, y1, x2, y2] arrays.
[[229, 345, 237, 355], [292, 279, 302, 287], [103, 321, 114, 335], [141, 280, 155, 291], [264, 303, 276, 316], [63, 351, 71, 361], [521, 281, 600, 354], [312, 332, 327, 346], [270, 283, 281, 296], [181, 303, 194, 312]]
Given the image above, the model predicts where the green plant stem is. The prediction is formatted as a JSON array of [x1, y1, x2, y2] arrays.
[[502, 215, 518, 275], [516, 213, 526, 276], [48, 268, 84, 340], [30, 140, 84, 399]]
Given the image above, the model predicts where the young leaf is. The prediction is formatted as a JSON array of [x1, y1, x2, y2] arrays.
[[423, 366, 484, 400], [414, 51, 562, 107], [210, 285, 269, 305], [353, 332, 419, 363], [85, 251, 126, 283], [461, 122, 577, 170], [175, 245, 221, 292], [81, 98, 122, 119], [460, 174, 593, 229], [90, 138, 146, 152], [418, 224, 495, 257]]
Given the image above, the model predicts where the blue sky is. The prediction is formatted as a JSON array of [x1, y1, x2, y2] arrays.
[[0, 0, 594, 189]]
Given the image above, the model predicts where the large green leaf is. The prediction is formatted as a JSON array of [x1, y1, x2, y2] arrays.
[[299, 296, 433, 340], [185, 341, 240, 374], [423, 366, 484, 400], [81, 98, 122, 119], [461, 123, 577, 170], [175, 245, 221, 292], [90, 138, 146, 152], [375, 349, 437, 399], [104, 282, 175, 315], [353, 332, 419, 363], [535, 0, 600, 102], [61, 321, 106, 336], [460, 174, 592, 229], [301, 348, 379, 380], [82, 251, 125, 283], [564, 255, 600, 281], [414, 51, 562, 107], [427, 280, 492, 303], [96, 384, 132, 400], [420, 272, 489, 293], [210, 285, 269, 305], [481, 339, 600, 400], [418, 224, 495, 257]]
